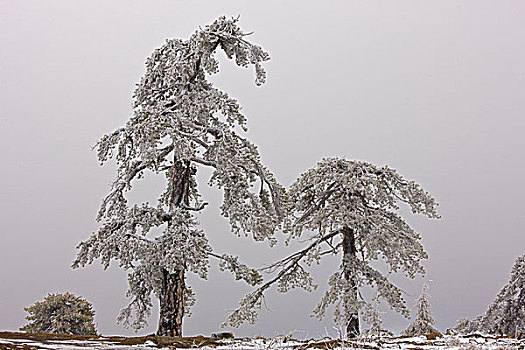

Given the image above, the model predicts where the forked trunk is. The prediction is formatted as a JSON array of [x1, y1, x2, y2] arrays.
[[156, 158, 192, 337], [342, 225, 360, 338], [157, 268, 185, 337]]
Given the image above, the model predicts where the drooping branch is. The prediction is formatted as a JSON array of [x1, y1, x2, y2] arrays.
[[98, 144, 175, 220], [261, 231, 340, 274], [206, 131, 284, 244], [208, 253, 262, 286], [224, 229, 341, 327]]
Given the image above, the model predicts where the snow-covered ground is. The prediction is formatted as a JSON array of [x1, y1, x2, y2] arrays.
[[0, 332, 523, 350]]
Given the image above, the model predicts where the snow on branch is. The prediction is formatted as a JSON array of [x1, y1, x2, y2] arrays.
[[223, 230, 340, 327], [210, 253, 263, 286]]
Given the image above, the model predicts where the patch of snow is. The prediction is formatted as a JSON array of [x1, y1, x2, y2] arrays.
[[1, 334, 524, 350]]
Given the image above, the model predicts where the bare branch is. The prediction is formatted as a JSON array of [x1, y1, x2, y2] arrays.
[[225, 231, 342, 326], [261, 230, 341, 274], [319, 243, 343, 257], [191, 157, 217, 167], [250, 229, 342, 305], [182, 202, 209, 211]]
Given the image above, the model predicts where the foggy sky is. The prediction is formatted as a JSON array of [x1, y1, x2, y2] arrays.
[[1, 0, 524, 338]]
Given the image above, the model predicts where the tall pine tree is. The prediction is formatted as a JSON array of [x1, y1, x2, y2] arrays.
[[73, 17, 283, 336]]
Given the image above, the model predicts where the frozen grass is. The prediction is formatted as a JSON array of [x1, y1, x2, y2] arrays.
[[0, 331, 523, 349]]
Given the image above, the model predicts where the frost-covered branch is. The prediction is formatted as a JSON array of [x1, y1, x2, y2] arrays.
[[293, 182, 337, 228], [224, 229, 340, 327], [97, 144, 175, 221], [261, 231, 340, 274], [209, 253, 262, 286]]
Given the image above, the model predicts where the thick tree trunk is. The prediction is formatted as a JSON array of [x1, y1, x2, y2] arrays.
[[170, 159, 192, 208], [156, 158, 192, 337], [342, 225, 360, 338], [157, 268, 185, 337]]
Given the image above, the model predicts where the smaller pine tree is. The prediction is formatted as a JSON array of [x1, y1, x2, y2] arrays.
[[20, 292, 97, 335], [403, 283, 438, 336]]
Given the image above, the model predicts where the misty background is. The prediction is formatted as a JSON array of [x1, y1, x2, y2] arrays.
[[1, 0, 524, 338]]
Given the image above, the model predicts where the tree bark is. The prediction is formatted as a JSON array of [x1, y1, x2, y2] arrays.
[[157, 158, 191, 337], [157, 268, 185, 337], [342, 225, 360, 338]]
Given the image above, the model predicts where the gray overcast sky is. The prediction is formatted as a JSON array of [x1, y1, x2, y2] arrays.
[[1, 0, 524, 338]]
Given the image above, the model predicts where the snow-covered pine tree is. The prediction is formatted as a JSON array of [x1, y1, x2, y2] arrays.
[[20, 292, 96, 335], [453, 317, 479, 334], [224, 158, 439, 337], [72, 17, 283, 337], [403, 283, 438, 336], [477, 254, 524, 335]]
